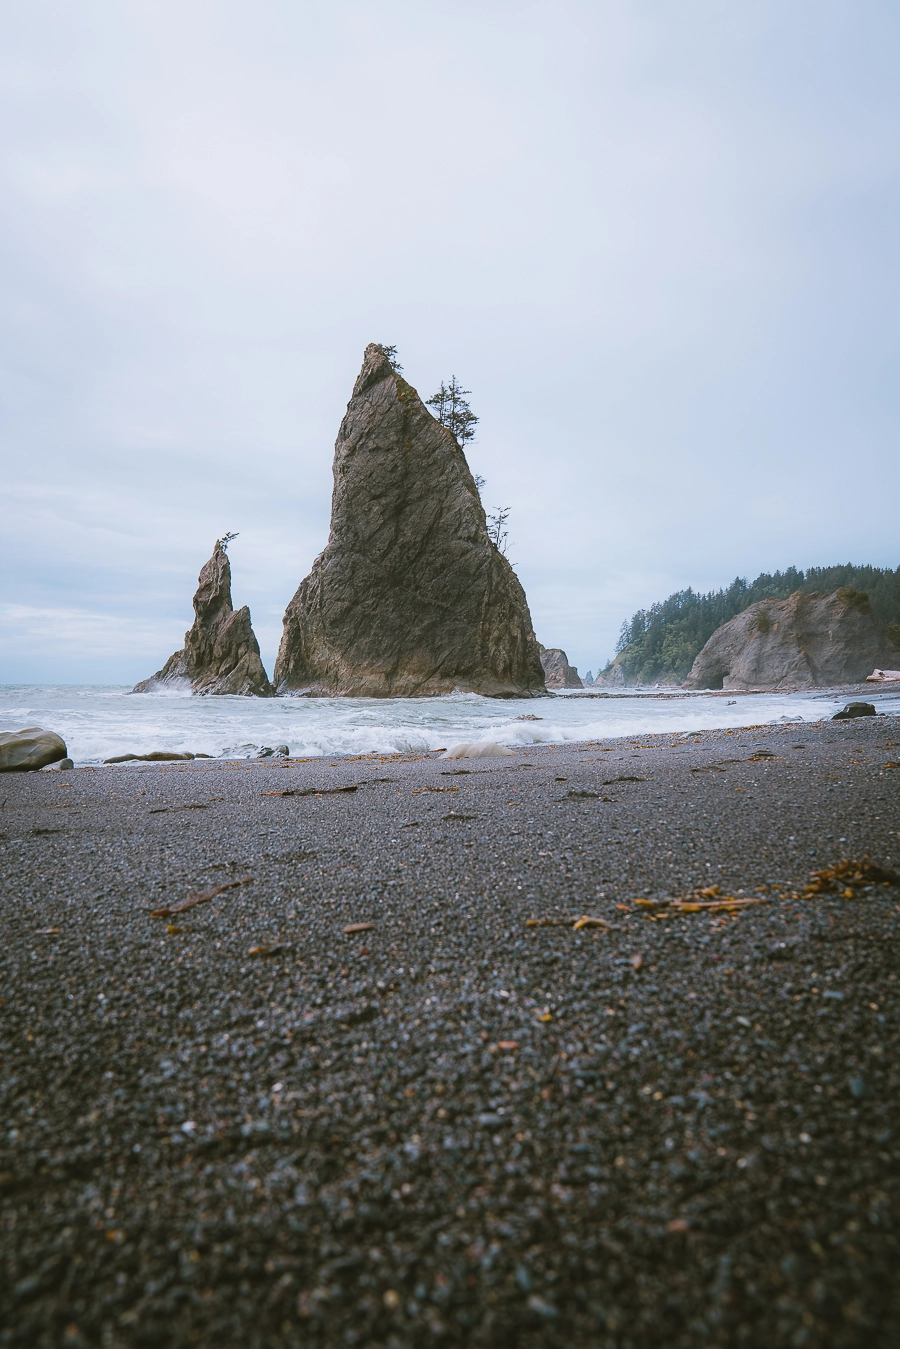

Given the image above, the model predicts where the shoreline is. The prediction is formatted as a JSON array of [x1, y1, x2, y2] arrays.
[[2, 714, 898, 1344], [3, 683, 898, 769]]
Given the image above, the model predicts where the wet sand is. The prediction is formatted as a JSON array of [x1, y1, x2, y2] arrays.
[[1, 714, 898, 1347]]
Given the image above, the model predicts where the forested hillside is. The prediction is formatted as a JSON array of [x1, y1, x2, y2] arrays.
[[607, 564, 900, 685]]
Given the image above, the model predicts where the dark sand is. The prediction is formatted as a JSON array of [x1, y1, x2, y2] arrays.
[[1, 715, 898, 1347]]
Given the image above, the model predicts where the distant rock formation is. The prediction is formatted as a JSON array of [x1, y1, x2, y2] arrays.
[[0, 727, 68, 772], [583, 670, 594, 687], [683, 589, 900, 691], [539, 647, 583, 689], [274, 344, 545, 698], [592, 662, 626, 688], [134, 542, 273, 696]]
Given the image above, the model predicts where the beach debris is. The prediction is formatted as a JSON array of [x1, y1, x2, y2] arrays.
[[867, 669, 900, 682], [35, 928, 60, 935], [670, 898, 763, 913], [150, 875, 254, 917], [602, 775, 646, 785], [803, 857, 899, 897], [566, 789, 602, 799], [261, 783, 362, 797], [0, 727, 68, 773], [527, 914, 612, 931], [442, 742, 515, 760], [344, 922, 375, 935], [444, 811, 477, 821], [148, 803, 208, 813], [832, 702, 876, 720], [630, 954, 643, 971], [630, 886, 766, 917], [248, 942, 289, 957], [106, 751, 197, 763]]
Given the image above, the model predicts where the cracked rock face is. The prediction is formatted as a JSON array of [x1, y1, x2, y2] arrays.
[[274, 344, 546, 698], [683, 589, 899, 691], [134, 544, 273, 697]]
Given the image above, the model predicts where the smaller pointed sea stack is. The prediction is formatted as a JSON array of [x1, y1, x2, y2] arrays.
[[134, 543, 273, 696], [539, 646, 583, 689], [274, 344, 545, 697]]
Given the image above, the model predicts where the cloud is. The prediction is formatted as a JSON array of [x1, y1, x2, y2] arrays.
[[1, 0, 898, 682]]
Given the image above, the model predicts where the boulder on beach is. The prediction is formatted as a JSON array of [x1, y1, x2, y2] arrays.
[[539, 646, 583, 689], [133, 542, 273, 697], [683, 589, 900, 691], [0, 727, 68, 772], [833, 702, 877, 720], [867, 668, 900, 683], [274, 344, 546, 698]]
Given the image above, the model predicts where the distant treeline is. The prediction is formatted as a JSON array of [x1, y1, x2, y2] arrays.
[[608, 564, 900, 684]]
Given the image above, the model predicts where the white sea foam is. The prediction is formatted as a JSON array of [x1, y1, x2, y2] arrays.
[[1, 685, 897, 765]]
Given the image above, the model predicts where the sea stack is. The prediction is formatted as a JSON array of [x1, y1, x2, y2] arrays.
[[683, 588, 900, 691], [539, 647, 583, 689], [274, 344, 546, 697], [134, 542, 273, 696]]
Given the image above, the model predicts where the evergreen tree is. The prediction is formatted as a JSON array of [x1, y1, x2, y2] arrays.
[[376, 344, 403, 374], [426, 375, 479, 449]]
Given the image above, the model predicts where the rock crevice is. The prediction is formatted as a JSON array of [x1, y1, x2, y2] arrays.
[[274, 344, 545, 698]]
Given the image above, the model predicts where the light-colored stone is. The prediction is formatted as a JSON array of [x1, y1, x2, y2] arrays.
[[0, 727, 68, 772], [441, 742, 515, 759]]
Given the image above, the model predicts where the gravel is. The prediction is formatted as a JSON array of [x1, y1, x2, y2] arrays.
[[1, 716, 899, 1347]]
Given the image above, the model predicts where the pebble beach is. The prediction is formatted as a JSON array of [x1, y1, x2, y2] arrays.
[[1, 714, 898, 1347]]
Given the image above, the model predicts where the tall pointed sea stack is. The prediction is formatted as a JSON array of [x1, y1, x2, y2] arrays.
[[134, 542, 273, 696], [275, 344, 545, 697]]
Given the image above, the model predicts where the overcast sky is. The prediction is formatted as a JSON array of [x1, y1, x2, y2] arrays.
[[2, 0, 898, 685]]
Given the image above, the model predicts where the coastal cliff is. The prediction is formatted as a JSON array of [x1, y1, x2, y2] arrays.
[[134, 542, 273, 696], [683, 588, 899, 690], [274, 344, 545, 698]]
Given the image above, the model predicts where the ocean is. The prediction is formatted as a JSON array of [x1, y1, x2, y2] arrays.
[[2, 684, 898, 765]]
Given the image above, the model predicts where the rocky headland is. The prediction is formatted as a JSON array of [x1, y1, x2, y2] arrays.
[[274, 344, 545, 697], [683, 587, 900, 691], [134, 542, 273, 697]]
